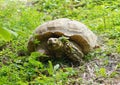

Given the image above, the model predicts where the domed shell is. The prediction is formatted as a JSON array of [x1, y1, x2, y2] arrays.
[[28, 18, 97, 54]]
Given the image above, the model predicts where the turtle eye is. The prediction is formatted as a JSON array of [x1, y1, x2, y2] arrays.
[[54, 38, 58, 41]]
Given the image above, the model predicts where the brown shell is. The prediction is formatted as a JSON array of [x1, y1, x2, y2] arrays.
[[28, 18, 97, 54]]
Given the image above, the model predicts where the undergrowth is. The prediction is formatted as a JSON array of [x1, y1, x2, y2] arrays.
[[0, 0, 120, 84]]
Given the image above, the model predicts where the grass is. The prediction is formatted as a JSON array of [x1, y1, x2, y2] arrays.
[[0, 0, 120, 84]]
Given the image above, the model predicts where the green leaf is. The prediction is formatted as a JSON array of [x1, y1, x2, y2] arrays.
[[109, 71, 117, 78], [29, 52, 44, 68], [48, 61, 54, 75], [0, 28, 11, 41], [99, 68, 107, 77], [0, 28, 18, 41], [7, 29, 18, 38], [54, 64, 60, 71]]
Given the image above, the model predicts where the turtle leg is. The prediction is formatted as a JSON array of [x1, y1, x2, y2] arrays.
[[64, 41, 84, 63]]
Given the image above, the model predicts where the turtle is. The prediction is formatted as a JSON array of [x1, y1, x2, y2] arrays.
[[27, 18, 98, 63]]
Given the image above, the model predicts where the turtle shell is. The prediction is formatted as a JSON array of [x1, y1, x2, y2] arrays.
[[28, 18, 97, 54]]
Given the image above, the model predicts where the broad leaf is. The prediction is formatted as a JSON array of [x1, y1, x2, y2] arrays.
[[0, 28, 18, 41], [0, 28, 11, 41]]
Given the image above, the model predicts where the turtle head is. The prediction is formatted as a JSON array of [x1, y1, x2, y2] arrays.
[[47, 38, 63, 50]]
